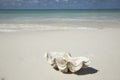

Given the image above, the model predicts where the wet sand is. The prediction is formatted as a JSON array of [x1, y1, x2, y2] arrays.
[[0, 28, 120, 80]]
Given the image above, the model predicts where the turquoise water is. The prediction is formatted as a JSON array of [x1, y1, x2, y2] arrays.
[[0, 9, 120, 32], [0, 9, 120, 23]]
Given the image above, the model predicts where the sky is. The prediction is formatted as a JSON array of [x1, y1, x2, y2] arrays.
[[0, 0, 120, 9]]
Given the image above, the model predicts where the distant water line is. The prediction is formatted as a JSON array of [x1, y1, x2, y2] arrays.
[[0, 9, 120, 32]]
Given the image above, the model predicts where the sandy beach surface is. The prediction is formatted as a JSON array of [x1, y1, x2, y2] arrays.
[[0, 28, 120, 80]]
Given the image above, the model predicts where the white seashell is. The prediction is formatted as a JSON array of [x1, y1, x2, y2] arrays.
[[44, 52, 90, 73], [55, 56, 68, 72], [68, 57, 90, 72], [44, 52, 71, 69]]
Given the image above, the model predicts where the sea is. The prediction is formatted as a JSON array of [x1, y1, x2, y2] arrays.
[[0, 9, 120, 32]]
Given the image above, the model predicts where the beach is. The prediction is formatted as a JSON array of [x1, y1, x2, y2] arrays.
[[0, 9, 120, 80], [0, 28, 120, 80]]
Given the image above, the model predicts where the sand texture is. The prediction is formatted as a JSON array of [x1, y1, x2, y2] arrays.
[[0, 29, 120, 80]]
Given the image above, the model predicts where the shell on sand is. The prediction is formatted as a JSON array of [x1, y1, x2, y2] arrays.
[[44, 52, 90, 73], [68, 57, 90, 72]]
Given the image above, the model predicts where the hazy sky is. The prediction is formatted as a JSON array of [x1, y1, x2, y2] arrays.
[[0, 0, 120, 9]]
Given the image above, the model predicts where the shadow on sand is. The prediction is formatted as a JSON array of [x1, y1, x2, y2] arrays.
[[54, 67, 98, 75], [74, 67, 98, 75]]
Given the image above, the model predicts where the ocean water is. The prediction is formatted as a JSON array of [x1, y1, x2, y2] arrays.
[[0, 9, 120, 32]]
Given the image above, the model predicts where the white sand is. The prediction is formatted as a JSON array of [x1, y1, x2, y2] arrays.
[[0, 28, 120, 80]]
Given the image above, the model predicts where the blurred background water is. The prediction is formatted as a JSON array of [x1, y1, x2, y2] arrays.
[[0, 9, 120, 32]]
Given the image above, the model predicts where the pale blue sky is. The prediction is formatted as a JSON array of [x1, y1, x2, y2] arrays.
[[0, 0, 120, 9]]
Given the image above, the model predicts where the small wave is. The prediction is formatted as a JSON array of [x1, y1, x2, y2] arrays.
[[0, 24, 100, 32]]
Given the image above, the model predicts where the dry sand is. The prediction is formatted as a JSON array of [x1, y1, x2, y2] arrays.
[[0, 28, 120, 80]]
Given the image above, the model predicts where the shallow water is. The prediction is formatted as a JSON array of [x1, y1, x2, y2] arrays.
[[0, 9, 120, 32]]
